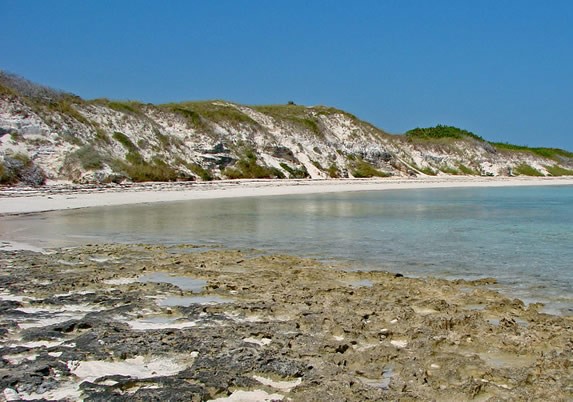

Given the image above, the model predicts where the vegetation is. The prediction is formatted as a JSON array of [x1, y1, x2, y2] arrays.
[[162, 101, 256, 133], [328, 164, 340, 178], [46, 99, 91, 125], [252, 104, 323, 137], [492, 142, 573, 160], [458, 164, 479, 175], [0, 153, 46, 185], [224, 150, 284, 179], [189, 163, 213, 181], [406, 125, 484, 141], [513, 163, 544, 176], [439, 166, 461, 175], [91, 98, 144, 115], [112, 132, 136, 150], [543, 165, 573, 176], [418, 166, 437, 176], [279, 163, 309, 179], [68, 145, 105, 170], [122, 162, 179, 182], [94, 128, 111, 144], [349, 158, 390, 178]]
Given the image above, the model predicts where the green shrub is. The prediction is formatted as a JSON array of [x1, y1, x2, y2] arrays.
[[279, 163, 309, 179], [162, 101, 256, 133], [112, 159, 179, 182], [458, 164, 479, 175], [48, 100, 91, 125], [72, 145, 105, 170], [492, 143, 573, 160], [58, 131, 83, 146], [252, 104, 323, 137], [94, 129, 111, 144], [189, 163, 213, 181], [440, 166, 461, 175], [224, 151, 283, 179], [406, 125, 484, 141], [113, 132, 136, 151], [513, 163, 543, 176], [543, 165, 573, 176], [418, 166, 437, 176], [328, 164, 340, 178], [350, 159, 390, 178], [0, 154, 46, 185]]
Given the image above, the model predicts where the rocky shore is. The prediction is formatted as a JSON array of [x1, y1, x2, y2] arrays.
[[0, 244, 572, 401]]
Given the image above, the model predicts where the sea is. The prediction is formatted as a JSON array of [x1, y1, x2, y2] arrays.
[[1, 185, 572, 315]]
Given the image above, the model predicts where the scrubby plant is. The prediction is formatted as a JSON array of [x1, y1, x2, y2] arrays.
[[279, 163, 309, 179], [111, 158, 179, 182], [458, 164, 479, 175], [94, 128, 111, 144], [113, 132, 136, 151], [189, 163, 213, 181], [71, 145, 105, 170], [406, 125, 484, 141], [252, 104, 323, 137], [544, 165, 573, 176], [440, 166, 461, 175], [513, 163, 544, 176], [0, 154, 46, 185], [349, 158, 390, 178], [224, 150, 284, 179], [418, 166, 437, 176], [492, 143, 573, 160], [328, 164, 340, 178]]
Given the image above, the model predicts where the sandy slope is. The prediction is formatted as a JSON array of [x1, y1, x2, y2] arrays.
[[1, 176, 573, 215]]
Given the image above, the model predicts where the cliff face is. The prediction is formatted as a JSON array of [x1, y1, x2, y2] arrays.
[[1, 74, 572, 184]]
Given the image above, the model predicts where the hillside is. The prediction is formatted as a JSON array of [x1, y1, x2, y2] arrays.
[[1, 72, 572, 185]]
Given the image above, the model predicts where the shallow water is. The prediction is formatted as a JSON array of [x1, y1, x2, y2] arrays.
[[1, 185, 572, 314]]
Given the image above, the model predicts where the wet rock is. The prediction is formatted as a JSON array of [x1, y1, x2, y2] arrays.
[[0, 244, 572, 401]]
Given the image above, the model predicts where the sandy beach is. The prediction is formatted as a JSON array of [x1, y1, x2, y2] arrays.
[[1, 176, 573, 215]]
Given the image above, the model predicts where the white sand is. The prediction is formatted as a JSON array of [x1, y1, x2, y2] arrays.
[[208, 390, 285, 402], [252, 375, 302, 391], [1, 177, 572, 215], [67, 355, 186, 383]]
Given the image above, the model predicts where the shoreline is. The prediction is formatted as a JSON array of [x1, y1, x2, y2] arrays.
[[1, 176, 573, 215]]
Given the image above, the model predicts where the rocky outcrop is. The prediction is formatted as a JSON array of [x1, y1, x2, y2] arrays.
[[0, 244, 572, 400], [1, 72, 572, 184]]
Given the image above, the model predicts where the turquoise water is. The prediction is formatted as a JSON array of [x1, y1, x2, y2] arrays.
[[1, 185, 572, 314]]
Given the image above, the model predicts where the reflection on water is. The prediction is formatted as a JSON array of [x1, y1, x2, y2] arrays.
[[157, 295, 233, 306], [1, 186, 572, 313], [139, 273, 206, 292]]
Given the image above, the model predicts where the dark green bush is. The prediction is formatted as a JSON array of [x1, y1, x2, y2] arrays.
[[544, 165, 573, 176], [513, 163, 543, 176], [349, 158, 390, 178], [406, 125, 484, 141], [0, 154, 46, 185], [279, 163, 309, 179]]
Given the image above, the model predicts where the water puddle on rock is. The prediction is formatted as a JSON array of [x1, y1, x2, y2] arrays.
[[157, 295, 233, 307], [126, 316, 198, 330], [138, 273, 207, 292], [477, 351, 536, 369], [359, 366, 393, 390], [346, 279, 374, 288]]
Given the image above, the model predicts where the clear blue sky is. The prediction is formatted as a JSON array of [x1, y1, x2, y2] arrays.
[[2, 0, 572, 150]]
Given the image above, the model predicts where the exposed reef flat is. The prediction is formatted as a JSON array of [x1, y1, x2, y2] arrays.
[[0, 244, 572, 401]]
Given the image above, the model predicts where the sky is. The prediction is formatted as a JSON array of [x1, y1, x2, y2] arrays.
[[1, 0, 572, 150]]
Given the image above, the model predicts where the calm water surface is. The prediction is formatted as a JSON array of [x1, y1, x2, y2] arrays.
[[2, 185, 572, 314]]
